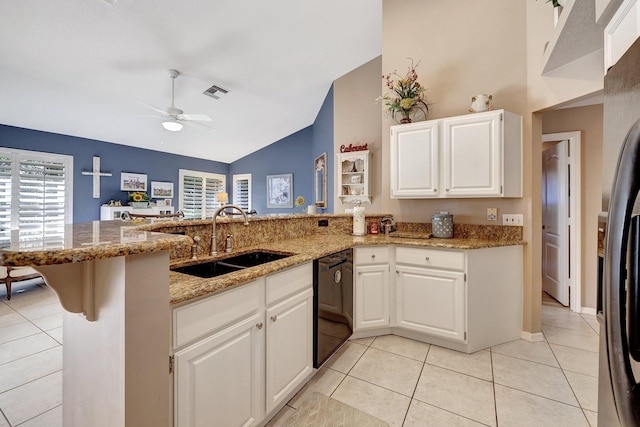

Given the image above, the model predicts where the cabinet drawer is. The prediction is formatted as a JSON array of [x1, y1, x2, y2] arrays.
[[266, 263, 312, 306], [354, 246, 389, 265], [396, 246, 464, 271], [173, 279, 262, 349]]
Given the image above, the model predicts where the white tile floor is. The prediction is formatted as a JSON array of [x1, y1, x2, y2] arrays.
[[269, 294, 600, 427], [0, 280, 62, 427], [0, 282, 599, 427]]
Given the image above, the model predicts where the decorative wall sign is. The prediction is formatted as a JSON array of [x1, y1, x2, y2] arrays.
[[339, 143, 368, 153], [151, 181, 174, 198], [120, 172, 147, 191], [267, 174, 293, 208], [81, 156, 112, 198]]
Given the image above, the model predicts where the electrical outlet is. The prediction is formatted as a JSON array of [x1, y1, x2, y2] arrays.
[[502, 214, 524, 226], [487, 208, 497, 221]]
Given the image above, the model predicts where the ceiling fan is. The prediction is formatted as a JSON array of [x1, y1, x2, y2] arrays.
[[143, 69, 213, 132]]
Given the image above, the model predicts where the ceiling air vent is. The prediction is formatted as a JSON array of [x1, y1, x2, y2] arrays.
[[203, 85, 229, 100]]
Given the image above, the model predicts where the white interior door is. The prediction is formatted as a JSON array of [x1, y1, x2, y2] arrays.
[[542, 141, 569, 306]]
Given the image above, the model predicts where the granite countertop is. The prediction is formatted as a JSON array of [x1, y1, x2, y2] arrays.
[[0, 220, 192, 266], [0, 217, 525, 306], [169, 233, 526, 305]]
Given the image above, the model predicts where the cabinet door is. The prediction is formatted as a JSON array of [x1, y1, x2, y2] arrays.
[[266, 288, 314, 413], [395, 265, 466, 342], [390, 121, 440, 198], [354, 264, 390, 330], [442, 111, 502, 197], [174, 313, 264, 427]]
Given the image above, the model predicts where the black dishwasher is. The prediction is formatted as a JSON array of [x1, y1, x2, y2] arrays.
[[313, 248, 353, 368]]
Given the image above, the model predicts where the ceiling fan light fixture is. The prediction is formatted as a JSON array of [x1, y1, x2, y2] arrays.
[[162, 119, 183, 132]]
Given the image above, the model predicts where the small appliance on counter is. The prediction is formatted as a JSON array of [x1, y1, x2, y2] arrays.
[[432, 212, 454, 238]]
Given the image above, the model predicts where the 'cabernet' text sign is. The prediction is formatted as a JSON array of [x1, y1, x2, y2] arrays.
[[340, 143, 368, 153]]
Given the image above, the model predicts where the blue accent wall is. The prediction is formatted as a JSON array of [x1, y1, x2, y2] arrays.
[[0, 83, 335, 222], [312, 84, 334, 213], [229, 127, 313, 215], [0, 124, 229, 223]]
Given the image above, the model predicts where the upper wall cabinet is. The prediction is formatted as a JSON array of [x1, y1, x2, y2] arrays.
[[604, 0, 640, 70], [390, 110, 522, 199]]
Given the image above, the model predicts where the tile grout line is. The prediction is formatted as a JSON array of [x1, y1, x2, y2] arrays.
[[489, 347, 499, 427], [399, 344, 430, 426]]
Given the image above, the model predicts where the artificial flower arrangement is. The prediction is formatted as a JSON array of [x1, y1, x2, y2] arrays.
[[377, 58, 429, 123], [295, 196, 306, 212]]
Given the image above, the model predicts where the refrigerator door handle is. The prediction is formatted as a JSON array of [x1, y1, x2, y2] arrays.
[[630, 215, 640, 362], [605, 118, 640, 425]]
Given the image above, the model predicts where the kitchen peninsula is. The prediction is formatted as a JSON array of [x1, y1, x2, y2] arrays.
[[0, 214, 525, 426]]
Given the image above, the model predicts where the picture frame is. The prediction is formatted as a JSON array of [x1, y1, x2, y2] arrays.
[[314, 152, 327, 208], [267, 174, 293, 208], [151, 181, 174, 198], [120, 172, 148, 191]]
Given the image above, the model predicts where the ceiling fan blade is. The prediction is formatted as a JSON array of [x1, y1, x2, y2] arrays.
[[179, 113, 213, 122], [139, 102, 170, 117], [182, 120, 216, 132]]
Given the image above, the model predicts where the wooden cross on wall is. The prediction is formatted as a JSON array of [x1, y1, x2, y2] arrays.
[[81, 156, 112, 198]]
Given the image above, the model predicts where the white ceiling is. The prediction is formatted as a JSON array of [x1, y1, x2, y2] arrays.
[[0, 0, 382, 163]]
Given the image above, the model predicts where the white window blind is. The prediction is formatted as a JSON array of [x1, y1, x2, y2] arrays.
[[233, 174, 251, 212], [179, 169, 226, 219], [0, 149, 73, 248]]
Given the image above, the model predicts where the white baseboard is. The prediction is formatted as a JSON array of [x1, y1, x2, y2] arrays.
[[581, 307, 597, 316], [521, 331, 545, 342]]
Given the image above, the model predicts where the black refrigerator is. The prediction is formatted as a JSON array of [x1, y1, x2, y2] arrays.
[[600, 36, 640, 426]]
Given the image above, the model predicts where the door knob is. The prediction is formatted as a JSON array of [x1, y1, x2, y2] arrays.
[[542, 225, 546, 230], [271, 315, 278, 322], [256, 323, 263, 330]]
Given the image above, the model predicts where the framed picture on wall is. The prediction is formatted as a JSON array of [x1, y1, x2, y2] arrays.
[[267, 174, 293, 208], [120, 172, 147, 191], [151, 181, 174, 198]]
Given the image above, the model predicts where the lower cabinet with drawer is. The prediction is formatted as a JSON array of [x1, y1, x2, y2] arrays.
[[353, 245, 523, 353], [354, 246, 391, 331], [395, 245, 523, 353], [172, 262, 314, 427]]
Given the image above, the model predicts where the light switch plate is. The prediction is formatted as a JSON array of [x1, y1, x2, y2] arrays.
[[487, 208, 497, 221], [503, 214, 524, 226]]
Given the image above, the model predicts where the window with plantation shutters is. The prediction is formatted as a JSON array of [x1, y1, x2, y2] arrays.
[[232, 174, 251, 212], [0, 149, 73, 249], [178, 169, 226, 219]]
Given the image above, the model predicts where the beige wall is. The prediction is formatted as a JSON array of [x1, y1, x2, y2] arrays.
[[333, 56, 383, 213], [380, 0, 528, 226], [542, 104, 603, 310], [331, 1, 606, 333]]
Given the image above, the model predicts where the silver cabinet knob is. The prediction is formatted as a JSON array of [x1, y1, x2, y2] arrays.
[[425, 257, 430, 261], [433, 189, 437, 192], [271, 315, 278, 322], [445, 188, 450, 192], [256, 323, 263, 330], [371, 254, 376, 259]]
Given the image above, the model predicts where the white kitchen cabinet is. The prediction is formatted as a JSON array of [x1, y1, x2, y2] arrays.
[[266, 288, 314, 413], [354, 247, 390, 331], [390, 109, 522, 199], [337, 150, 371, 204], [605, 0, 640, 71], [395, 264, 465, 343], [390, 120, 439, 198], [392, 245, 523, 353], [174, 312, 265, 427], [173, 263, 313, 427]]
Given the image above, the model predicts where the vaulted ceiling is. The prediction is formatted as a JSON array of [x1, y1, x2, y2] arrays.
[[0, 0, 382, 163]]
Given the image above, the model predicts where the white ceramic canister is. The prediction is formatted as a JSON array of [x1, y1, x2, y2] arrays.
[[431, 213, 454, 238]]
